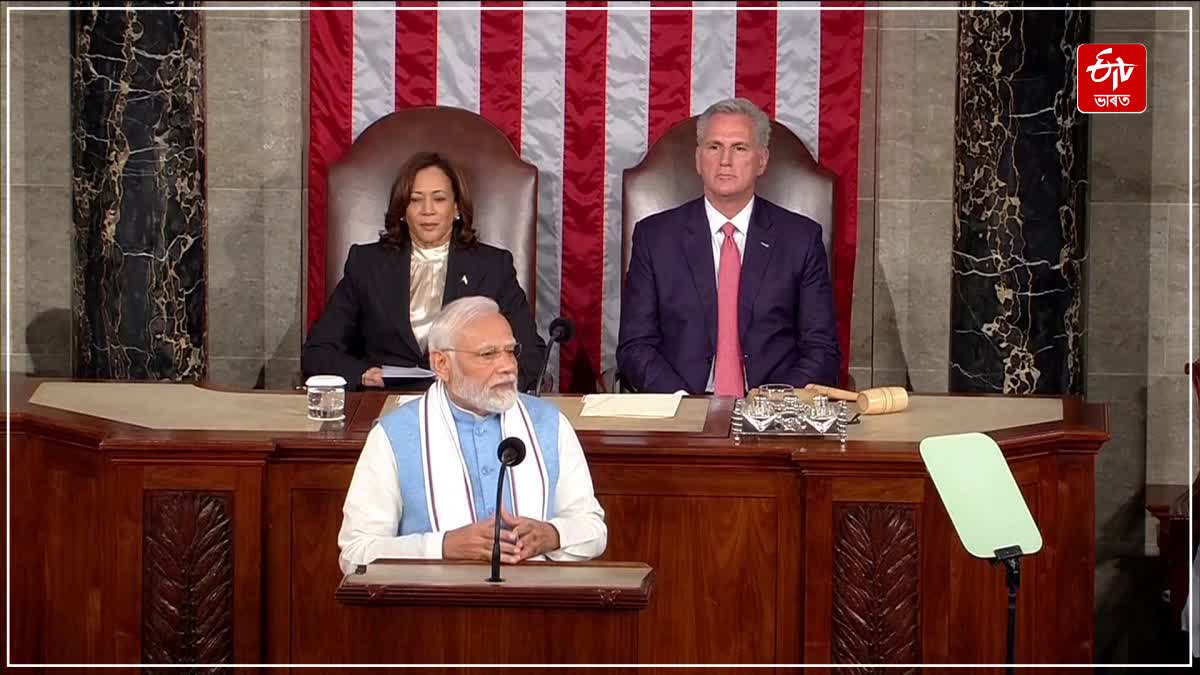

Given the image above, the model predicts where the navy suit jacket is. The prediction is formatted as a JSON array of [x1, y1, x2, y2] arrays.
[[616, 196, 841, 394]]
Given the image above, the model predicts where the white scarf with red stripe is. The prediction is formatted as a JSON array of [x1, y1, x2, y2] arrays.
[[416, 380, 549, 533]]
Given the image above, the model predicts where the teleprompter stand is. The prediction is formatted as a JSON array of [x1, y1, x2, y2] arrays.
[[920, 432, 1043, 675]]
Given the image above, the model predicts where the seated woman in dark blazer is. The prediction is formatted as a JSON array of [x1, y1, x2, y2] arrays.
[[302, 152, 546, 391]]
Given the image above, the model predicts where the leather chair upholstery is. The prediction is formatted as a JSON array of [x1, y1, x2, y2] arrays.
[[325, 106, 539, 308], [622, 115, 834, 280]]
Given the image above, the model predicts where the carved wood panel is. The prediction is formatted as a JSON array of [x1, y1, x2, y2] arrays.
[[831, 503, 920, 673], [142, 490, 234, 668]]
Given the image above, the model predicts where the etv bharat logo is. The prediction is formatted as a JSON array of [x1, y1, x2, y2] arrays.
[[1077, 44, 1147, 114]]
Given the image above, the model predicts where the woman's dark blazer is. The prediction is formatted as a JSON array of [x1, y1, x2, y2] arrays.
[[301, 240, 547, 392]]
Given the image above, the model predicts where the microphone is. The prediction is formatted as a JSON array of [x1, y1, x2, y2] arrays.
[[487, 437, 527, 583], [533, 317, 576, 397], [548, 316, 575, 343]]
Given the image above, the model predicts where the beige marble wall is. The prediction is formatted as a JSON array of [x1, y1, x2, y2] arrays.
[[0, 9, 72, 379], [1088, 2, 1198, 555], [851, 2, 957, 393], [204, 3, 308, 389], [1087, 1, 1198, 660], [0, 5, 308, 389]]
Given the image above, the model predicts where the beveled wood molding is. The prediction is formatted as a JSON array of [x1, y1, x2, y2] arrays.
[[335, 561, 654, 610], [5, 373, 1110, 469]]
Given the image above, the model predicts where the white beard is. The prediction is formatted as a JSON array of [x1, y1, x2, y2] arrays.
[[449, 361, 518, 414]]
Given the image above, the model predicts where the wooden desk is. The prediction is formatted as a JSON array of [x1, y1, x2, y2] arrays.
[[3, 376, 1109, 665]]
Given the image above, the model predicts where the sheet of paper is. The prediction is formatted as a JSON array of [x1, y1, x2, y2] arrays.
[[382, 365, 435, 379], [579, 393, 683, 418]]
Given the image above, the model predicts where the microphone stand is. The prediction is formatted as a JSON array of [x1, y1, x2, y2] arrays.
[[532, 319, 574, 396], [992, 545, 1023, 675], [534, 348, 553, 397], [487, 464, 510, 583]]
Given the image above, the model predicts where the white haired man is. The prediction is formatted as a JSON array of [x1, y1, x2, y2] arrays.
[[337, 296, 607, 574]]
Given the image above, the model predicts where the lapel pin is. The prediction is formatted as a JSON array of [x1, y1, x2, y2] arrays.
[[760, 241, 770, 248], [461, 274, 469, 285]]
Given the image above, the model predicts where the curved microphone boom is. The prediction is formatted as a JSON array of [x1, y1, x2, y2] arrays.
[[488, 437, 527, 583], [533, 317, 576, 397]]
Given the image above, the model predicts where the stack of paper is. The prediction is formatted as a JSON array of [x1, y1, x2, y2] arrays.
[[382, 365, 435, 379], [579, 393, 683, 418]]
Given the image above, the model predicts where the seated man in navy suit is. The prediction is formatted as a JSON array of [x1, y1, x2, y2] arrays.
[[616, 97, 841, 395]]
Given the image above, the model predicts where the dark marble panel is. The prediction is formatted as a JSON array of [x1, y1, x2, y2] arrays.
[[70, 3, 206, 380], [950, 5, 1091, 395]]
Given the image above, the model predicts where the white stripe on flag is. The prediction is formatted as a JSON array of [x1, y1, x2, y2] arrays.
[[437, 2, 482, 112], [352, 2, 397, 140], [522, 7, 567, 390], [775, 2, 821, 160], [691, 1, 737, 115], [602, 3, 651, 376]]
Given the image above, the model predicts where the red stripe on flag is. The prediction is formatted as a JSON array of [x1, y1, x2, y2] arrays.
[[396, 2, 438, 108], [481, 1, 524, 150], [819, 2, 865, 385], [648, 1, 691, 147], [559, 4, 608, 393], [306, 4, 355, 332], [735, 1, 777, 116]]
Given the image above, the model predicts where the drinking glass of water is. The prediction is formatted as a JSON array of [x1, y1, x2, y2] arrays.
[[305, 375, 346, 421]]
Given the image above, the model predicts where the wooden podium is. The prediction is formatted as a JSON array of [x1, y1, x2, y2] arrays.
[[329, 560, 654, 664]]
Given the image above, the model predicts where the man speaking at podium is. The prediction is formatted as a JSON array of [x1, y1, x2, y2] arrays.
[[337, 296, 607, 575]]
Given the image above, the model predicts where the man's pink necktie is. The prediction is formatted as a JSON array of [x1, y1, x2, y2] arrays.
[[714, 222, 744, 397]]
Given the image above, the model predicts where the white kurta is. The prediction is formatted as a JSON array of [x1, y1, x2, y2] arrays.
[[337, 403, 608, 575]]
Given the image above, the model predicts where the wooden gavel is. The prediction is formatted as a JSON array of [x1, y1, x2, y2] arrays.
[[803, 384, 909, 415]]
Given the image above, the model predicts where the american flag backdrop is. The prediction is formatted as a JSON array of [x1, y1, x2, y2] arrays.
[[307, 2, 865, 392]]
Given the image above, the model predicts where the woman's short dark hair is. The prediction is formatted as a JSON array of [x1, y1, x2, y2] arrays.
[[380, 152, 478, 249]]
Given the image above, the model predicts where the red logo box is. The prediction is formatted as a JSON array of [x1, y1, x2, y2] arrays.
[[1077, 43, 1147, 114]]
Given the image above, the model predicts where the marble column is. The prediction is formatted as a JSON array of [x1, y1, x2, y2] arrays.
[[949, 4, 1091, 395], [70, 3, 207, 380]]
